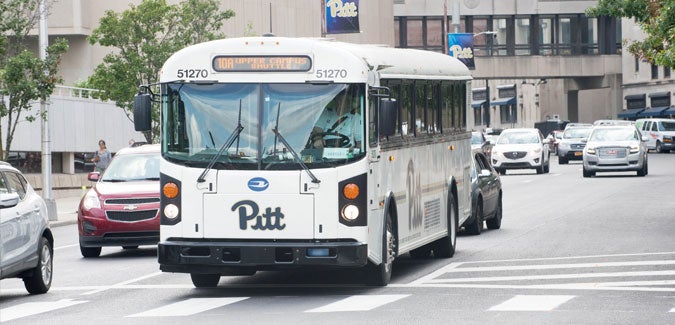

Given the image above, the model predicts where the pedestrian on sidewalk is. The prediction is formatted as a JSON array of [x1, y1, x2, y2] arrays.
[[91, 139, 112, 173]]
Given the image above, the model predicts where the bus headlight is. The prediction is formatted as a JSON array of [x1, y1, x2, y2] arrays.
[[164, 204, 179, 220], [341, 204, 359, 221]]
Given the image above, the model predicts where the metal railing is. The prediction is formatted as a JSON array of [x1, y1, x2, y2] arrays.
[[52, 85, 104, 99]]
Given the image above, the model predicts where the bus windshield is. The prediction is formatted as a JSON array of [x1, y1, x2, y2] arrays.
[[162, 83, 366, 170]]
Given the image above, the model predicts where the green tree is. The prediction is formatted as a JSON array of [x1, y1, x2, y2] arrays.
[[87, 0, 235, 142], [587, 0, 674, 68], [0, 0, 69, 160]]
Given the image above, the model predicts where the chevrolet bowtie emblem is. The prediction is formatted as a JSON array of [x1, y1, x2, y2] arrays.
[[123, 205, 138, 211]]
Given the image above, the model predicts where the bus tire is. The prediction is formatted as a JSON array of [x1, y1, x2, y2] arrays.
[[190, 273, 221, 288], [367, 211, 396, 286], [434, 191, 457, 258]]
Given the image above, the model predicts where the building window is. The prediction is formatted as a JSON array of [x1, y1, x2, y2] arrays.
[[539, 16, 555, 55], [493, 18, 508, 56], [651, 64, 658, 79], [426, 18, 443, 49], [515, 17, 530, 55], [664, 67, 671, 79], [500, 105, 517, 125], [407, 18, 423, 47], [472, 17, 490, 56], [634, 57, 639, 73], [558, 16, 573, 55], [582, 17, 598, 54]]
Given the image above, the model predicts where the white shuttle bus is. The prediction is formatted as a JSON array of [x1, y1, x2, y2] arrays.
[[133, 36, 473, 287]]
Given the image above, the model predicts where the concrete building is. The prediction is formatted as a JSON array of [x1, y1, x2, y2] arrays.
[[617, 19, 674, 120], [393, 0, 624, 130], [2, 0, 394, 179]]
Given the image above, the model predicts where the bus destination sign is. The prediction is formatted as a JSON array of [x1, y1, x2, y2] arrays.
[[212, 56, 312, 72]]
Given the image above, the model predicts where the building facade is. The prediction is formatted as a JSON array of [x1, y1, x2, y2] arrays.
[[618, 19, 674, 120], [393, 0, 624, 130]]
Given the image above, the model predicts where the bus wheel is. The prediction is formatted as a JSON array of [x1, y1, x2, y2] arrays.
[[190, 273, 221, 288], [434, 191, 457, 258], [367, 212, 396, 286]]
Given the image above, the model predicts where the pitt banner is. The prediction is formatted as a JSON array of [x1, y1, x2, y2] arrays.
[[447, 33, 475, 70], [325, 0, 360, 34]]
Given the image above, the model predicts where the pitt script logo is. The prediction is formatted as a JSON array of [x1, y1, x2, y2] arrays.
[[232, 200, 286, 231], [326, 0, 358, 18]]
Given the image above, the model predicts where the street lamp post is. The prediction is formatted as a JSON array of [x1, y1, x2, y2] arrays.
[[39, 0, 57, 221]]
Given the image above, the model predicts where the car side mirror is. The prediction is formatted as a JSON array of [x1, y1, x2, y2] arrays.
[[88, 172, 101, 182], [581, 138, 588, 143], [485, 140, 491, 145], [0, 192, 20, 209], [478, 169, 491, 178]]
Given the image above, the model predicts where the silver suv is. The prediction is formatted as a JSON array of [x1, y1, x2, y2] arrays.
[[582, 125, 648, 177], [557, 126, 593, 164], [0, 161, 53, 294]]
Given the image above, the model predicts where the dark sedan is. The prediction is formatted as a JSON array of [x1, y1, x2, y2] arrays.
[[463, 152, 503, 235]]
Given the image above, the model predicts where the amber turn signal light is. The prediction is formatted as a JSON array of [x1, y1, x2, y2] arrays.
[[163, 182, 179, 199], [343, 183, 359, 200]]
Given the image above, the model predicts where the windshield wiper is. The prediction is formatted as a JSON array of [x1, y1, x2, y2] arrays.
[[103, 179, 127, 182], [197, 100, 244, 183], [271, 103, 320, 184]]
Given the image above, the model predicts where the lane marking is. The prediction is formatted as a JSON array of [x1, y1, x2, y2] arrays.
[[443, 260, 675, 273], [408, 262, 464, 286], [391, 283, 675, 292], [454, 251, 675, 265], [81, 271, 162, 295], [127, 297, 248, 317], [0, 299, 88, 322], [305, 294, 409, 313], [489, 295, 575, 311], [54, 244, 79, 251], [428, 270, 675, 283]]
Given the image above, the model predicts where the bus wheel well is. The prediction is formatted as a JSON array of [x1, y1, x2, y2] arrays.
[[386, 196, 399, 257]]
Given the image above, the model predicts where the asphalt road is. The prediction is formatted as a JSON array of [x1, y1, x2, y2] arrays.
[[1, 153, 675, 324]]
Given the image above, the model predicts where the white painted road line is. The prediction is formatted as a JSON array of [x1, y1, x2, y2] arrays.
[[455, 251, 675, 265], [428, 270, 675, 283], [444, 260, 675, 273], [127, 297, 249, 317], [81, 271, 162, 295], [488, 295, 575, 312], [0, 299, 88, 322], [54, 243, 79, 251], [305, 295, 409, 313]]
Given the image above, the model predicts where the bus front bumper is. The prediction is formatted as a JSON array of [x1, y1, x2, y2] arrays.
[[158, 239, 368, 273]]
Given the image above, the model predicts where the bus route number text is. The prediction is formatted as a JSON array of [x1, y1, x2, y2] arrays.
[[177, 69, 208, 79], [315, 69, 348, 79]]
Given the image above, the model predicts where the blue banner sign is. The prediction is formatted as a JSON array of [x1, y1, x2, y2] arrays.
[[325, 0, 360, 34], [447, 33, 475, 70]]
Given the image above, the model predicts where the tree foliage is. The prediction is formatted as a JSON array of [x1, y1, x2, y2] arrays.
[[0, 0, 69, 160], [87, 0, 235, 142], [587, 0, 674, 68]]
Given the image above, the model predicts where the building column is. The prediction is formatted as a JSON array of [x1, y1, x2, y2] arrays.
[[62, 152, 75, 174]]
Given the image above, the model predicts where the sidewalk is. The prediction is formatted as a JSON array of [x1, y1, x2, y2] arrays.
[[49, 191, 84, 228]]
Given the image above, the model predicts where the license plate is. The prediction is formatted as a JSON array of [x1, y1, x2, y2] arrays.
[[607, 149, 617, 154], [665, 138, 672, 143], [574, 152, 582, 156]]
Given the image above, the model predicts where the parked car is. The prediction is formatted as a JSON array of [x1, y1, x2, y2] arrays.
[[545, 130, 563, 155], [635, 118, 675, 153], [557, 126, 593, 164], [471, 131, 493, 159], [78, 144, 161, 257], [593, 119, 634, 126], [491, 128, 551, 175], [0, 161, 53, 294], [463, 152, 502, 235], [582, 125, 648, 177]]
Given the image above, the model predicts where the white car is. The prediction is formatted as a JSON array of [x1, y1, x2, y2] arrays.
[[0, 161, 53, 294], [491, 128, 551, 175]]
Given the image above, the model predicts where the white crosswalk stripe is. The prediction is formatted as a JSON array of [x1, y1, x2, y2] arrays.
[[0, 299, 88, 322], [126, 297, 249, 317], [488, 295, 575, 312], [305, 294, 410, 313]]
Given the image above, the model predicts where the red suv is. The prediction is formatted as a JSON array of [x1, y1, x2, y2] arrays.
[[78, 144, 160, 258]]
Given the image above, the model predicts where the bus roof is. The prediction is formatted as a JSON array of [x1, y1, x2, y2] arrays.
[[160, 37, 472, 84]]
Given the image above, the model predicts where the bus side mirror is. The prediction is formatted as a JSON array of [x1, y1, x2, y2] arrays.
[[134, 94, 152, 131], [379, 98, 397, 137]]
